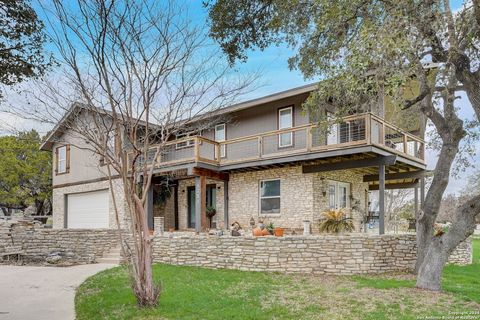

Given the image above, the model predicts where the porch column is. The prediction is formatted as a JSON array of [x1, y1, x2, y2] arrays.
[[145, 183, 154, 230], [195, 175, 207, 232], [223, 180, 229, 229], [378, 164, 385, 235]]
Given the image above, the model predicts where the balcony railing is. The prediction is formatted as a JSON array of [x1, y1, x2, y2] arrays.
[[133, 113, 425, 170]]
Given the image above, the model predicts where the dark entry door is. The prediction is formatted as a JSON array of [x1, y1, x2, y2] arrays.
[[187, 184, 216, 229]]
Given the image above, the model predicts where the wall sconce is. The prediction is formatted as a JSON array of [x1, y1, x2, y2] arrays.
[[182, 189, 185, 193], [217, 186, 221, 190], [322, 191, 327, 197]]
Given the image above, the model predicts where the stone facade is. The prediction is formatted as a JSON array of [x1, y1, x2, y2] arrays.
[[227, 165, 368, 233], [153, 187, 175, 230], [151, 233, 472, 274], [312, 170, 369, 233], [0, 222, 120, 263], [229, 165, 313, 232], [52, 178, 129, 229]]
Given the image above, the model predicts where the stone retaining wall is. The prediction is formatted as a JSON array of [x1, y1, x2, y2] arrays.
[[152, 233, 473, 275], [447, 239, 473, 265], [0, 222, 473, 274], [0, 222, 120, 263]]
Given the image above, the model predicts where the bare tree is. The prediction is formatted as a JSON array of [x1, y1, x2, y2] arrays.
[[6, 0, 255, 306], [385, 189, 413, 233]]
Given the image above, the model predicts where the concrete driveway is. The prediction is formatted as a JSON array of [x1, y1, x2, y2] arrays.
[[0, 263, 116, 320]]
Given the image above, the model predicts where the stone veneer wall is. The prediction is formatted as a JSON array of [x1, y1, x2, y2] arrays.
[[229, 166, 313, 231], [152, 234, 473, 274], [447, 238, 473, 265], [153, 186, 175, 230], [227, 165, 368, 233], [52, 178, 129, 229], [0, 223, 120, 263], [312, 170, 369, 233]]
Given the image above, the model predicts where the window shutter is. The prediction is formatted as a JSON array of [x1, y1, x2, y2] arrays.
[[54, 147, 58, 174], [66, 145, 71, 173]]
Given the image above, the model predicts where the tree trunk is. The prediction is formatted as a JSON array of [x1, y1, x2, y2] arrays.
[[415, 211, 435, 272], [414, 117, 463, 272], [129, 191, 159, 307], [417, 195, 480, 290], [416, 237, 448, 291]]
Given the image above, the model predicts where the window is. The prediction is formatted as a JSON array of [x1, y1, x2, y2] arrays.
[[56, 145, 70, 174], [214, 123, 226, 158], [278, 106, 293, 147], [260, 179, 280, 214], [175, 133, 195, 149], [327, 180, 350, 210]]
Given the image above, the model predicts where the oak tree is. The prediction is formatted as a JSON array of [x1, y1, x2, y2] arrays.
[[207, 0, 480, 291]]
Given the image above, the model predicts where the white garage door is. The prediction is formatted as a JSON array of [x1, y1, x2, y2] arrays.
[[67, 190, 109, 228]]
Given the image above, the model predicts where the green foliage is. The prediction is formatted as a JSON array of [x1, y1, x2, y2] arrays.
[[319, 209, 355, 233], [206, 205, 216, 218], [0, 130, 51, 211], [0, 0, 51, 97], [266, 221, 275, 235]]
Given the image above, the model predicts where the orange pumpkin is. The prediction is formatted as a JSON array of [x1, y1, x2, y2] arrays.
[[261, 228, 270, 236], [253, 228, 263, 236]]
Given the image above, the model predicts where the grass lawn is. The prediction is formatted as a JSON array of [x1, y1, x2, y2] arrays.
[[76, 239, 480, 320]]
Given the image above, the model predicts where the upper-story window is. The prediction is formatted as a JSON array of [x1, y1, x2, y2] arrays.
[[214, 123, 226, 158], [278, 106, 293, 147], [260, 179, 281, 214], [56, 145, 70, 175], [175, 133, 195, 149]]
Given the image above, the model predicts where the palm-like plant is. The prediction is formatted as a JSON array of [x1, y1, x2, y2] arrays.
[[319, 209, 355, 233]]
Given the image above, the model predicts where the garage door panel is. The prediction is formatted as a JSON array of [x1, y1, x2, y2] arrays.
[[67, 190, 109, 229]]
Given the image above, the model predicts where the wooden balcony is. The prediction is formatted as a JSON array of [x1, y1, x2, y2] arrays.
[[138, 113, 425, 173]]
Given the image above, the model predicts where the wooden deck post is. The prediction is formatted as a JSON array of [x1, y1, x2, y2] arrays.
[[194, 175, 207, 232], [379, 164, 385, 235]]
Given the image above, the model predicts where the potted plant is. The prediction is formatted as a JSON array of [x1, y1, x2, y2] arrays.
[[274, 227, 284, 237], [266, 222, 275, 235], [206, 205, 216, 228], [319, 209, 355, 233]]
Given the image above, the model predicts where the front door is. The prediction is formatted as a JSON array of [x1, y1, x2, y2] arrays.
[[328, 181, 351, 210], [187, 184, 217, 229]]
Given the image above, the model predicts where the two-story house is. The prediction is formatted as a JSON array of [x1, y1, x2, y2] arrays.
[[40, 83, 427, 234]]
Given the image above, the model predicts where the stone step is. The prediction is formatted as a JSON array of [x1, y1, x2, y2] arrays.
[[97, 258, 122, 264]]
